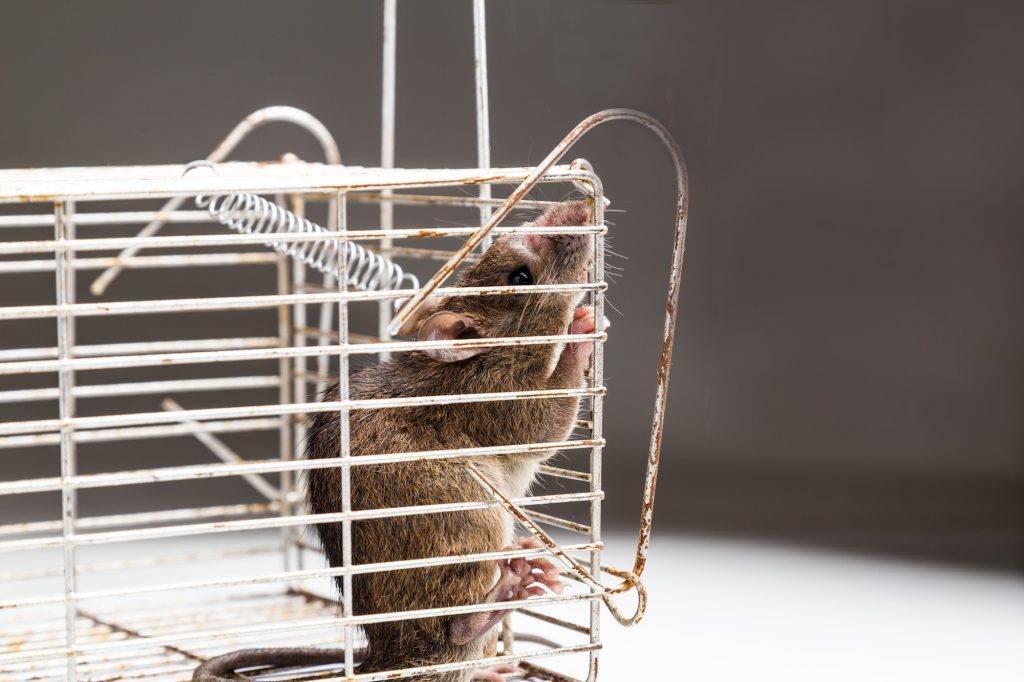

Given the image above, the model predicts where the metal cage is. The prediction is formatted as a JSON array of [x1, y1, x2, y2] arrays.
[[0, 160, 611, 682], [0, 4, 689, 681]]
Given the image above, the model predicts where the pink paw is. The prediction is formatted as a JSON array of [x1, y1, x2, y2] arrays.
[[562, 306, 596, 369], [504, 537, 565, 599], [571, 306, 596, 334]]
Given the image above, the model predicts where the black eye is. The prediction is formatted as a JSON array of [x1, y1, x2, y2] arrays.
[[508, 266, 534, 286]]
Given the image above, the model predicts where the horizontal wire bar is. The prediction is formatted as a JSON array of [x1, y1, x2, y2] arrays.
[[0, 196, 550, 232], [4, 638, 596, 682], [0, 162, 589, 204], [0, 225, 604, 256], [0, 330, 604, 376], [0, 282, 604, 321], [524, 510, 591, 534], [0, 438, 603, 495], [0, 592, 320, 636], [0, 541, 285, 582], [0, 491, 601, 553], [0, 252, 276, 274], [0, 542, 598, 609], [0, 375, 277, 404], [0, 210, 212, 229], [0, 418, 280, 449], [537, 464, 592, 482], [0, 387, 604, 436], [338, 643, 600, 682], [0, 336, 279, 363], [0, 502, 281, 539], [0, 593, 601, 665], [0, 591, 312, 634], [348, 192, 557, 210], [73, 604, 337, 648]]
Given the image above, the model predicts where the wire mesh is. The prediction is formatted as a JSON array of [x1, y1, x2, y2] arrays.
[[0, 161, 608, 682]]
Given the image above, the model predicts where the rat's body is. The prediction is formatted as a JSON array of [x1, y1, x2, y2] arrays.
[[194, 202, 596, 682]]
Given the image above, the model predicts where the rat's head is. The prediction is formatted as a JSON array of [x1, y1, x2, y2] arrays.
[[398, 200, 594, 365]]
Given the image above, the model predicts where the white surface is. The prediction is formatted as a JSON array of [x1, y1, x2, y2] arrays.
[[597, 533, 1024, 681], [4, 531, 1021, 680]]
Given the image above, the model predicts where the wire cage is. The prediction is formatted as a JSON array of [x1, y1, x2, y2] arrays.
[[0, 4, 688, 682]]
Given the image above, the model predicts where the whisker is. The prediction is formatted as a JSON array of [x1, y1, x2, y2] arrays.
[[604, 297, 624, 317]]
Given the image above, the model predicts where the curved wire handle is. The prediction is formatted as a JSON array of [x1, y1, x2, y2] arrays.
[[90, 106, 341, 297], [397, 109, 689, 625]]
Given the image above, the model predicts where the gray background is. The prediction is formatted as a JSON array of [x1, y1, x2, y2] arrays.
[[1, 1, 1021, 570]]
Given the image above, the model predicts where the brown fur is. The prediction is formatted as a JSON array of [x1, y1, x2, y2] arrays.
[[307, 201, 595, 681]]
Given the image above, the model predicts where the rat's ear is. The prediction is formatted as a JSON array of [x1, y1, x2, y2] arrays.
[[416, 312, 491, 362], [394, 297, 443, 336]]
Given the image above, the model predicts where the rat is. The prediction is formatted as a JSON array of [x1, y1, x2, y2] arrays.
[[194, 200, 597, 682]]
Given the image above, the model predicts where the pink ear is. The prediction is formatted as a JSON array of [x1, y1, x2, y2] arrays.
[[416, 312, 491, 362]]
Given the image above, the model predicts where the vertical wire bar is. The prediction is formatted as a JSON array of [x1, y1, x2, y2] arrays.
[[474, 0, 506, 653], [378, 0, 398, 352], [275, 195, 295, 575], [587, 188, 606, 682], [335, 192, 356, 677], [290, 194, 308, 574], [501, 612, 513, 657], [55, 200, 78, 681], [473, 0, 494, 251], [317, 194, 345, 393]]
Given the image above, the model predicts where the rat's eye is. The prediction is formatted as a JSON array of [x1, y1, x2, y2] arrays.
[[508, 266, 534, 286]]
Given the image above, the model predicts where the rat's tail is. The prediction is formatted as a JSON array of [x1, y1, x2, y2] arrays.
[[192, 646, 359, 681]]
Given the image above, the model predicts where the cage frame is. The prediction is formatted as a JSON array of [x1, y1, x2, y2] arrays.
[[0, 159, 619, 682]]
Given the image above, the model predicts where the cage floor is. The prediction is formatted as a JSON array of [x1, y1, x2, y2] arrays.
[[0, 526, 589, 682], [0, 589, 349, 682], [0, 587, 570, 682]]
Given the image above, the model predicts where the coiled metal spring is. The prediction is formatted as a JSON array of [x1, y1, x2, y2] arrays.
[[191, 183, 418, 292]]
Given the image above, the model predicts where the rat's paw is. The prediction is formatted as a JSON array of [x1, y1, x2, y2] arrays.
[[556, 306, 597, 375], [508, 537, 565, 598], [494, 538, 565, 603], [570, 306, 597, 336]]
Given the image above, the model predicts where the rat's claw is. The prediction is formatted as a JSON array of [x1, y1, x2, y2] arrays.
[[510, 537, 566, 595], [516, 584, 547, 600], [529, 560, 565, 593]]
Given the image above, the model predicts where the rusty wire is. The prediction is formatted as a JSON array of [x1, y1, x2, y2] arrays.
[[393, 108, 689, 615]]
